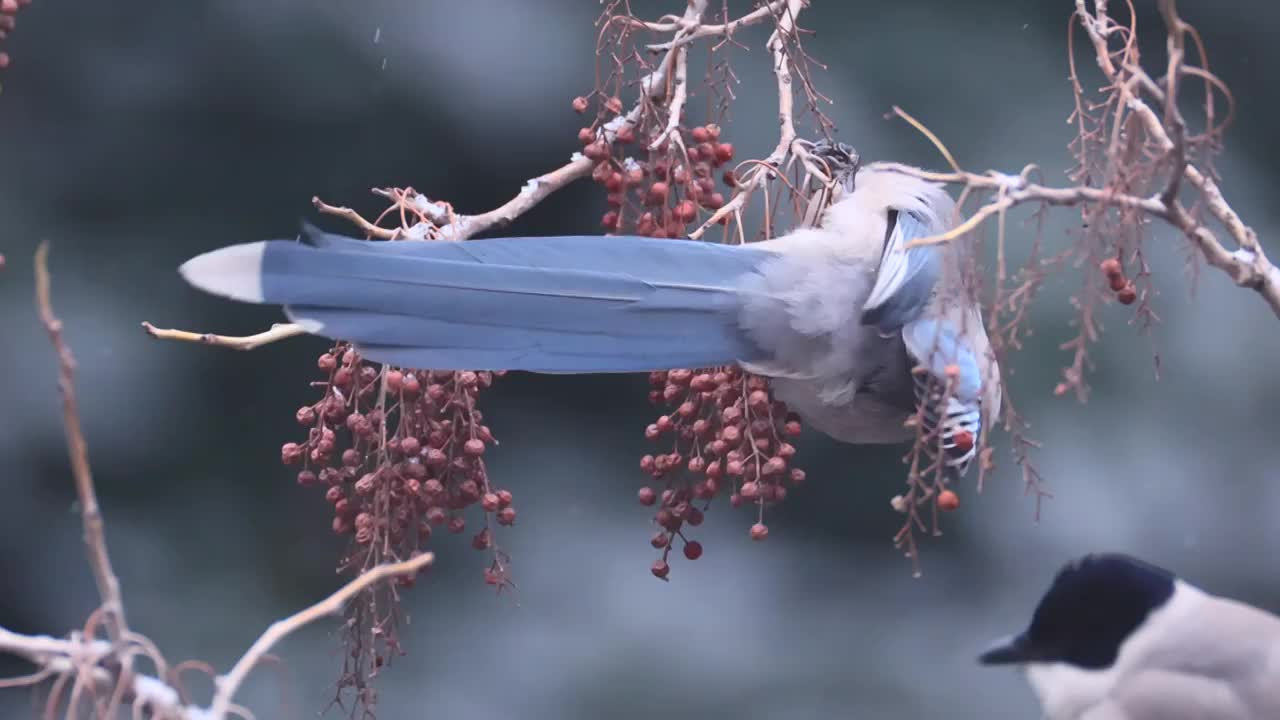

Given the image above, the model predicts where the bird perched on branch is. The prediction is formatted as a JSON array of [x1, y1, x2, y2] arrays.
[[179, 146, 999, 479], [979, 553, 1280, 719]]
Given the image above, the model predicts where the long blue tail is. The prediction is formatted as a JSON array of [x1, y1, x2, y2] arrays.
[[179, 231, 775, 372]]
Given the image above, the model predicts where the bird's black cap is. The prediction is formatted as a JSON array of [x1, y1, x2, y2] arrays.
[[979, 553, 1177, 670]]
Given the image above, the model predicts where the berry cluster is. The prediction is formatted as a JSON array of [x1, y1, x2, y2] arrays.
[[637, 367, 805, 579], [573, 96, 737, 237], [1100, 257, 1137, 305], [0, 0, 33, 77], [282, 344, 515, 589]]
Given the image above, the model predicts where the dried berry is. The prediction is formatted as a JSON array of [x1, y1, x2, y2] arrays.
[[937, 490, 960, 512]]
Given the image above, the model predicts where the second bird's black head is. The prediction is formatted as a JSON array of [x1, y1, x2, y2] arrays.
[[978, 553, 1177, 670]]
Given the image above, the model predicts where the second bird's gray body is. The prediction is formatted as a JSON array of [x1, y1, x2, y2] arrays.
[[180, 162, 1000, 468]]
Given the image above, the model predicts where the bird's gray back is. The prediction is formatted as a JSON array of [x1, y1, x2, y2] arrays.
[[733, 223, 917, 443]]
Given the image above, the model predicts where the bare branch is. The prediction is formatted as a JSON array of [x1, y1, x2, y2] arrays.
[[0, 627, 183, 717], [1069, 0, 1280, 316], [141, 321, 306, 350], [690, 0, 808, 239], [443, 0, 710, 240], [643, 0, 790, 51], [312, 197, 399, 239], [886, 2, 1280, 319], [205, 553, 434, 719], [34, 243, 129, 644], [648, 26, 693, 151], [448, 155, 599, 240]]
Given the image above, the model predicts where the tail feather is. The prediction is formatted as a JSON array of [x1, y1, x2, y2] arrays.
[[180, 232, 775, 372]]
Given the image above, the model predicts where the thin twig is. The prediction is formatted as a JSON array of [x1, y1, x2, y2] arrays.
[[642, 0, 789, 50], [34, 243, 129, 644], [689, 0, 807, 239], [311, 197, 399, 239], [141, 321, 306, 350], [1070, 0, 1280, 316], [205, 553, 434, 719]]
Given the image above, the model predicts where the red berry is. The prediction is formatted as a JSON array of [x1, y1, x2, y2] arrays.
[[572, 95, 589, 113], [1100, 258, 1122, 277], [750, 523, 769, 541], [497, 507, 517, 525], [583, 141, 609, 161], [937, 490, 960, 512], [1117, 285, 1137, 305], [638, 486, 658, 506], [401, 374, 421, 395], [690, 126, 711, 143], [447, 516, 466, 534], [714, 143, 734, 164], [482, 493, 501, 512], [399, 436, 421, 457], [683, 540, 703, 560], [385, 370, 403, 391], [637, 212, 656, 235], [578, 127, 595, 144], [762, 457, 786, 476], [674, 200, 697, 223], [651, 560, 670, 579], [464, 438, 486, 456], [646, 182, 670, 206]]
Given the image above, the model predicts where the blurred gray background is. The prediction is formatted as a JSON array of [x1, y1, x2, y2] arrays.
[[2, 1, 1278, 718]]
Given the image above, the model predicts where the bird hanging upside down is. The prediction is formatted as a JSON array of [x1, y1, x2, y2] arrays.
[[179, 149, 1000, 480]]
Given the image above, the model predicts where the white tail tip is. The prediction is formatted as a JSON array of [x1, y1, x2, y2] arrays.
[[178, 241, 267, 303]]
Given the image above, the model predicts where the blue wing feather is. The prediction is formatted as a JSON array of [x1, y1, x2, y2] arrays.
[[860, 210, 941, 333], [902, 318, 982, 402]]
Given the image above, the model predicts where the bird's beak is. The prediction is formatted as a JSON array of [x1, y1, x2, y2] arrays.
[[977, 632, 1038, 665]]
